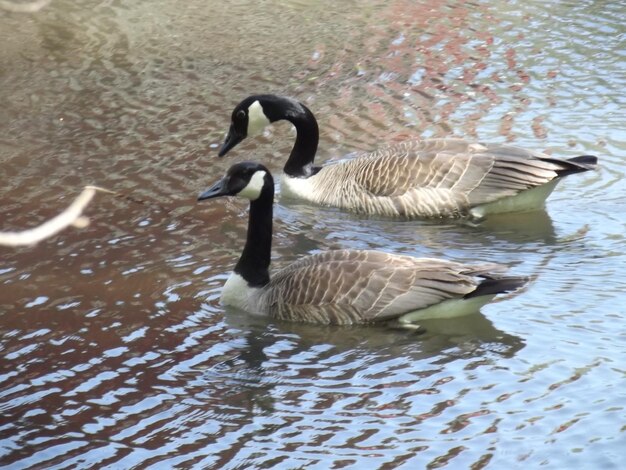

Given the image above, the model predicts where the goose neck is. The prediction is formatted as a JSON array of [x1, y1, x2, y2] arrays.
[[283, 106, 319, 178], [235, 187, 273, 287]]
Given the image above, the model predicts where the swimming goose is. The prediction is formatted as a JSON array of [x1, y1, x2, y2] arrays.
[[218, 94, 597, 219], [198, 162, 526, 325]]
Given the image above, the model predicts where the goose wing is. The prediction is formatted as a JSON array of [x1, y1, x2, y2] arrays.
[[261, 250, 502, 325], [466, 143, 594, 203], [348, 139, 591, 204], [349, 139, 492, 198]]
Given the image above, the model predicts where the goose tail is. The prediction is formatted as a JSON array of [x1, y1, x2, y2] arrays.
[[464, 275, 529, 299], [549, 155, 598, 177]]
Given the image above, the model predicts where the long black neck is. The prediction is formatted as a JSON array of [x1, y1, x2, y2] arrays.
[[274, 100, 319, 178], [234, 179, 273, 287]]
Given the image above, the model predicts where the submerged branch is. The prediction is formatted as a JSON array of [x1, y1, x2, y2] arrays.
[[0, 0, 51, 13], [0, 186, 111, 247]]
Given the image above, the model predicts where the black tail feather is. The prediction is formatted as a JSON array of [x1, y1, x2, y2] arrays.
[[567, 155, 598, 166], [464, 276, 528, 299], [545, 154, 598, 177]]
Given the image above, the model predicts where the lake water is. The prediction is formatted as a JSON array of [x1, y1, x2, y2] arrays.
[[1, 0, 625, 468]]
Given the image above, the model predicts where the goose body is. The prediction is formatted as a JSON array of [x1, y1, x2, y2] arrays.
[[218, 94, 598, 219], [198, 162, 526, 326]]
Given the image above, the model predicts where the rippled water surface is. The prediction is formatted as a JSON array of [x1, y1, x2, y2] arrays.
[[1, 0, 625, 468]]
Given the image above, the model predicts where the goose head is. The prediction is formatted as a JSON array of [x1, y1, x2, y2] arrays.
[[198, 161, 273, 202], [218, 94, 309, 156]]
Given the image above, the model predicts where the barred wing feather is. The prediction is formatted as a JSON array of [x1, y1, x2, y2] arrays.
[[260, 250, 503, 325]]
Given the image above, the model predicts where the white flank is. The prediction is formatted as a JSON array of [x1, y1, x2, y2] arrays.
[[247, 100, 271, 136], [280, 173, 317, 201], [237, 170, 267, 200], [397, 295, 497, 323], [470, 179, 559, 218]]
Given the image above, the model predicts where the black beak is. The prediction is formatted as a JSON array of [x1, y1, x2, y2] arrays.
[[218, 124, 244, 157], [198, 177, 229, 201]]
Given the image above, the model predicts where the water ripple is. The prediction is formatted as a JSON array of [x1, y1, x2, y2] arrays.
[[1, 0, 625, 468]]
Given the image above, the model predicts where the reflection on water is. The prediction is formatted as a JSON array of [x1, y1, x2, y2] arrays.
[[224, 306, 525, 360], [1, 0, 625, 468]]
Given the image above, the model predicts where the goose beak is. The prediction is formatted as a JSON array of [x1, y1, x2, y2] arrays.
[[218, 125, 244, 157], [198, 178, 228, 201]]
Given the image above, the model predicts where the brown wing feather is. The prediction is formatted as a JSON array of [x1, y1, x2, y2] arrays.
[[350, 140, 494, 198], [337, 139, 590, 211], [260, 250, 499, 325]]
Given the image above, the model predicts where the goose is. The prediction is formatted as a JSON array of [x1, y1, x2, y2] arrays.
[[198, 161, 527, 326], [218, 94, 598, 220]]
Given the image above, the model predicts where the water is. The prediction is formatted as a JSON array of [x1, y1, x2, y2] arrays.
[[1, 0, 625, 468]]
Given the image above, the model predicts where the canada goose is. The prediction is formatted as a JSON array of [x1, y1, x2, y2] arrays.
[[198, 162, 527, 326], [218, 94, 597, 219]]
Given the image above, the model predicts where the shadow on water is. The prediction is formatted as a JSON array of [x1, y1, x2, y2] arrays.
[[470, 209, 558, 244], [276, 197, 560, 259], [223, 306, 526, 359], [207, 305, 525, 413]]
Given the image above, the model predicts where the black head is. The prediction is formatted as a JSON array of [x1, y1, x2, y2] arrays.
[[218, 94, 307, 157], [218, 95, 272, 157], [198, 162, 274, 202]]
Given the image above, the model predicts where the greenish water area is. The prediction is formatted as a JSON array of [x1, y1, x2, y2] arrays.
[[1, 0, 625, 468]]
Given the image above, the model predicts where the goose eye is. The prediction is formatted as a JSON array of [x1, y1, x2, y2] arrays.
[[236, 110, 246, 120]]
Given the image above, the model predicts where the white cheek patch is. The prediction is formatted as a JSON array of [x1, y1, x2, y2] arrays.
[[237, 170, 267, 200], [247, 100, 271, 136]]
